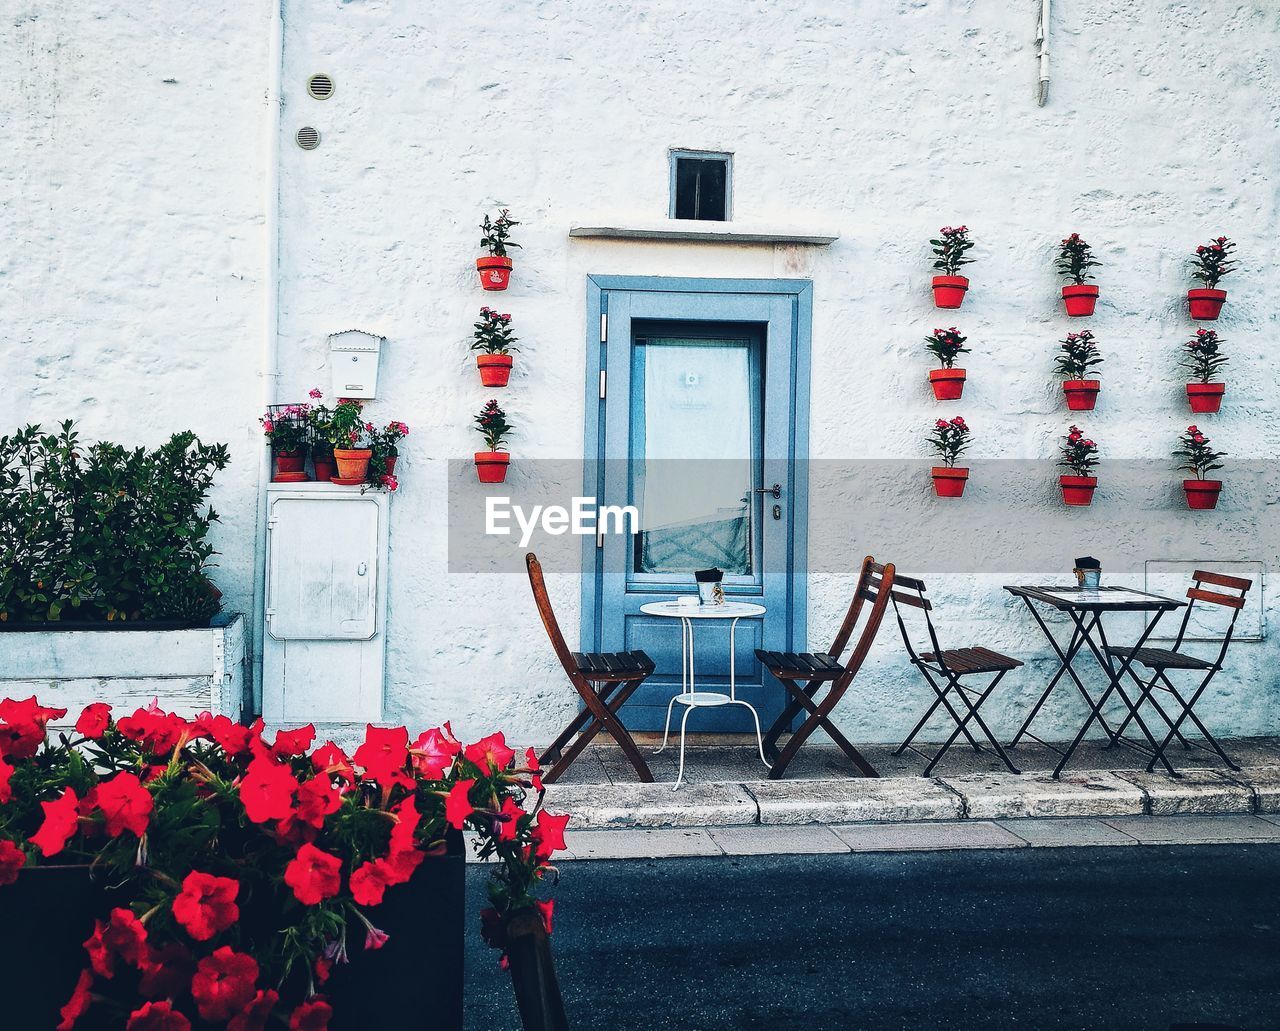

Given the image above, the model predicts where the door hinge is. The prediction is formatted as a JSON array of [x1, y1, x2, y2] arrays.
[[599, 370, 607, 399], [600, 312, 607, 343]]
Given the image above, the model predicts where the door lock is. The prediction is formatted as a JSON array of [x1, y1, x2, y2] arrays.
[[754, 483, 782, 499]]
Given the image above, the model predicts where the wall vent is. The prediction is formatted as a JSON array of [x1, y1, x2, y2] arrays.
[[295, 126, 321, 151], [307, 74, 334, 100]]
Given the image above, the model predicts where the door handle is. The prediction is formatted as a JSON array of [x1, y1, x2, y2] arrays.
[[754, 483, 782, 499]]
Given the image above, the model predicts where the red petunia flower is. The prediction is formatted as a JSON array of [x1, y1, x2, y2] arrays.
[[239, 756, 299, 824], [32, 788, 82, 857], [524, 747, 544, 792], [75, 702, 112, 740], [194, 713, 254, 755], [363, 924, 389, 951], [272, 724, 316, 757], [0, 753, 13, 805], [0, 696, 67, 759], [410, 724, 461, 780], [116, 704, 187, 756], [0, 838, 25, 885], [445, 779, 477, 829], [463, 732, 516, 774], [289, 997, 333, 1031], [172, 871, 239, 941], [56, 968, 94, 1031], [191, 946, 259, 1023], [349, 859, 393, 906], [126, 1000, 191, 1031], [353, 725, 409, 785], [84, 907, 148, 979], [495, 796, 524, 842], [228, 989, 279, 1031], [92, 772, 154, 838], [284, 843, 343, 905], [389, 795, 420, 855], [292, 776, 342, 831], [310, 741, 355, 786], [532, 810, 570, 859]]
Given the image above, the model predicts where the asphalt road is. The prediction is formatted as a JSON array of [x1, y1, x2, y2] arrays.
[[464, 845, 1280, 1031]]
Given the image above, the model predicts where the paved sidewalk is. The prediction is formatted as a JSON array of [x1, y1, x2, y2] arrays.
[[524, 737, 1280, 858]]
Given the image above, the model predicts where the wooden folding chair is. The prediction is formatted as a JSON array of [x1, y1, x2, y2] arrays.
[[1104, 569, 1252, 776], [891, 573, 1023, 776], [525, 553, 655, 784], [756, 557, 895, 780]]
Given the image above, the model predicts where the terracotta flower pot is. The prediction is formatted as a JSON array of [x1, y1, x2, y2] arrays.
[[1062, 379, 1101, 411], [477, 353, 514, 387], [1062, 284, 1099, 317], [312, 457, 336, 482], [333, 448, 372, 481], [274, 448, 305, 474], [476, 256, 513, 292], [931, 275, 969, 309], [929, 368, 966, 401], [384, 455, 397, 475], [931, 467, 969, 498], [1188, 288, 1226, 321], [475, 451, 510, 483], [1060, 475, 1098, 507], [1184, 479, 1222, 510], [1186, 382, 1225, 414]]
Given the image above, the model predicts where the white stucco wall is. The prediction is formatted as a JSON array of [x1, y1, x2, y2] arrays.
[[0, 0, 272, 673], [9, 1, 1279, 744]]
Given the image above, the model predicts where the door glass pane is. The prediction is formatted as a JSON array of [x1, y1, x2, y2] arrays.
[[630, 333, 758, 576]]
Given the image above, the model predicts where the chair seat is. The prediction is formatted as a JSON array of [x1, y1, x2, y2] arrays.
[[571, 649, 656, 680], [1106, 646, 1213, 671], [919, 647, 1022, 674], [755, 649, 845, 680]]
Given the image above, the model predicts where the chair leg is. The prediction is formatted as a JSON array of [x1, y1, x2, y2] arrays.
[[769, 680, 877, 780], [540, 682, 620, 763], [897, 668, 982, 756], [1148, 672, 1238, 773], [761, 679, 815, 761], [932, 672, 1020, 776]]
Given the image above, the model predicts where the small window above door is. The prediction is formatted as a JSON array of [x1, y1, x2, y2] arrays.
[[669, 149, 732, 221]]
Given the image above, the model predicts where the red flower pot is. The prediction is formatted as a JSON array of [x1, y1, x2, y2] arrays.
[[274, 449, 305, 474], [1060, 475, 1097, 506], [476, 256, 513, 291], [931, 275, 969, 309], [313, 457, 336, 482], [1186, 382, 1225, 414], [1062, 284, 1099, 317], [929, 368, 966, 401], [931, 467, 969, 498], [384, 455, 397, 475], [477, 353, 514, 387], [1188, 288, 1226, 321], [1062, 379, 1101, 411], [475, 451, 510, 483], [333, 448, 372, 481], [1184, 479, 1222, 510]]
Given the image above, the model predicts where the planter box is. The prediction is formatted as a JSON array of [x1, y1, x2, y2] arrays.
[[0, 613, 245, 721]]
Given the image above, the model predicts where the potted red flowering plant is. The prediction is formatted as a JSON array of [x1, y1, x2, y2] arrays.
[[1175, 425, 1225, 510], [471, 307, 519, 387], [476, 209, 520, 292], [1181, 329, 1228, 413], [1058, 425, 1099, 506], [929, 225, 973, 309], [366, 420, 408, 494], [925, 327, 970, 400], [927, 416, 971, 497], [329, 400, 372, 484], [1056, 233, 1101, 316], [0, 697, 567, 1031], [474, 400, 513, 484], [1188, 235, 1236, 320], [1054, 330, 1103, 411], [259, 405, 310, 482]]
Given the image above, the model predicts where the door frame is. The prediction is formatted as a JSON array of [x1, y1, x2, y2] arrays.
[[580, 275, 812, 660]]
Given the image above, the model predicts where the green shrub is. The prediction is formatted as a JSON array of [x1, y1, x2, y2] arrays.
[[0, 421, 230, 626]]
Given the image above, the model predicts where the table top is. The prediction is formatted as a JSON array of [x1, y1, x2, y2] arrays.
[[1005, 584, 1184, 612], [639, 600, 767, 619]]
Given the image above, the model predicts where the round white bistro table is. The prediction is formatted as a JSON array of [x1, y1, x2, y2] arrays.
[[638, 599, 771, 790]]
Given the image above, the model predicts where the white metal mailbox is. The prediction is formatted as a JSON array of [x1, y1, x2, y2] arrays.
[[262, 483, 389, 724], [328, 329, 384, 400]]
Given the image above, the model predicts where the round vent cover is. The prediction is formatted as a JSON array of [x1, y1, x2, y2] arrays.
[[307, 74, 334, 100], [295, 126, 321, 151]]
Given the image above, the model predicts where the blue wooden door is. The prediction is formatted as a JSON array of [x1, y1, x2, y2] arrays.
[[583, 278, 811, 731]]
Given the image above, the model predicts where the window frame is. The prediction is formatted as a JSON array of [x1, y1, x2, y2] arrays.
[[668, 148, 734, 222]]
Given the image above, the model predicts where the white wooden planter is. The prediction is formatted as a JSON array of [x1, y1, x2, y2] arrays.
[[0, 613, 245, 722]]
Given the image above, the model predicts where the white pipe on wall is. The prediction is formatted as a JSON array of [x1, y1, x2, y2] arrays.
[[1037, 0, 1051, 106]]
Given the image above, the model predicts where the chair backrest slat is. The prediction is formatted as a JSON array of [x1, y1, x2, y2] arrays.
[[891, 571, 928, 592], [830, 561, 896, 690], [1193, 569, 1253, 591], [890, 589, 932, 611], [525, 553, 582, 680], [1186, 586, 1246, 610]]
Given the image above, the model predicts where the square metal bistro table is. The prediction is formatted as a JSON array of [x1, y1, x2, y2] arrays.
[[1003, 585, 1186, 777]]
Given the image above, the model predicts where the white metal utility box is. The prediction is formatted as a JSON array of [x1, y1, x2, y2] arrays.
[[262, 482, 389, 723]]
